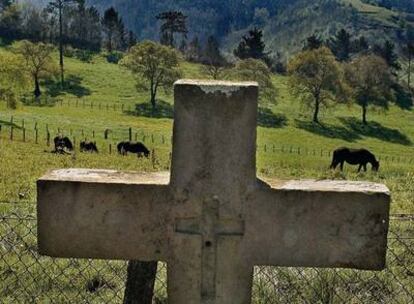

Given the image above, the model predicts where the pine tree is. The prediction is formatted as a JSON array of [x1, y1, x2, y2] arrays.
[[128, 30, 137, 48], [156, 11, 188, 48], [47, 0, 76, 85], [234, 27, 268, 63], [303, 34, 323, 51], [329, 28, 352, 61], [374, 40, 401, 72], [186, 36, 202, 62], [102, 7, 120, 52]]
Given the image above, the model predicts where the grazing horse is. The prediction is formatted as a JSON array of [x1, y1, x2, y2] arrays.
[[80, 141, 98, 153], [54, 136, 73, 153], [330, 147, 380, 172], [117, 141, 150, 158]]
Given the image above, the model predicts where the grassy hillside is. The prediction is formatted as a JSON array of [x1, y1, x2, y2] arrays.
[[0, 50, 413, 215]]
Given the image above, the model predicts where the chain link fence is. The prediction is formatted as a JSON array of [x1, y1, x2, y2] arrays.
[[1, 213, 413, 303]]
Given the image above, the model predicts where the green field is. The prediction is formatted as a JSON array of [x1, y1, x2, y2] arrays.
[[0, 51, 413, 213], [0, 51, 413, 303]]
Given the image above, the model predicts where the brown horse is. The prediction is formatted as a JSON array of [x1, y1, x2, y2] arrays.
[[330, 147, 380, 172]]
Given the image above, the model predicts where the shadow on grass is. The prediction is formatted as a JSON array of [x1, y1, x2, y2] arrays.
[[258, 108, 288, 128], [45, 75, 91, 98], [339, 117, 412, 146], [124, 100, 174, 119], [295, 119, 361, 142]]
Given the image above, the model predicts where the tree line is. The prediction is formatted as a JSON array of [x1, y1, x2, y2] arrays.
[[1, 3, 413, 127]]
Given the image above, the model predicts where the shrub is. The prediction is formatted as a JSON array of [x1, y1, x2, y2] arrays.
[[106, 51, 124, 64]]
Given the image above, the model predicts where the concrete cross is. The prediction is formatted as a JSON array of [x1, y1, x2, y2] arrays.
[[37, 80, 391, 304]]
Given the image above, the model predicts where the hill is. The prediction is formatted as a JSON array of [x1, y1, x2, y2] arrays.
[[79, 0, 413, 57], [0, 48, 413, 214]]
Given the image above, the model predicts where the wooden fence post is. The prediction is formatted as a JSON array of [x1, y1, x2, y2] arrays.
[[22, 128, 26, 142], [109, 144, 112, 154], [35, 128, 38, 144], [47, 131, 50, 146], [129, 128, 132, 141]]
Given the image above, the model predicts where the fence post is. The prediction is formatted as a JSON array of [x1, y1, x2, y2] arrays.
[[35, 128, 38, 144], [92, 130, 95, 138], [47, 131, 50, 146], [22, 128, 26, 142], [151, 134, 154, 144], [129, 128, 132, 141], [151, 149, 156, 169], [109, 144, 112, 154]]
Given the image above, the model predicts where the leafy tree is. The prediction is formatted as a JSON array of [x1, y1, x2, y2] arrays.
[[16, 40, 57, 98], [288, 47, 345, 123], [374, 40, 401, 72], [329, 28, 352, 61], [229, 58, 277, 104], [234, 27, 269, 63], [345, 55, 393, 125], [200, 36, 228, 79], [47, 0, 75, 85], [156, 11, 188, 48], [121, 41, 182, 110], [353, 36, 369, 54], [303, 34, 323, 51], [0, 50, 28, 108]]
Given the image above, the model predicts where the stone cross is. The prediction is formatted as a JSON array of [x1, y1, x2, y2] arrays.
[[37, 80, 390, 304]]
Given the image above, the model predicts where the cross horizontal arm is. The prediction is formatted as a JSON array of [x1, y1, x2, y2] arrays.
[[244, 179, 390, 270], [37, 169, 171, 261]]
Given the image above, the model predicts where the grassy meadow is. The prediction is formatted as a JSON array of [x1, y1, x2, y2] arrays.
[[0, 50, 413, 303]]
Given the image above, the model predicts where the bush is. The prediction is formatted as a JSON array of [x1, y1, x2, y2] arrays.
[[106, 51, 124, 64], [63, 46, 75, 58], [75, 49, 94, 63]]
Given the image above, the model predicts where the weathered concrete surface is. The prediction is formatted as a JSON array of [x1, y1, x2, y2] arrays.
[[37, 80, 391, 304]]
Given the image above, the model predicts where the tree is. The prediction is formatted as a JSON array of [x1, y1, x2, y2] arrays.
[[128, 30, 137, 48], [229, 59, 277, 105], [200, 36, 228, 80], [186, 36, 202, 62], [288, 47, 345, 123], [329, 28, 352, 61], [0, 50, 28, 108], [156, 11, 188, 48], [303, 34, 323, 51], [102, 7, 122, 52], [121, 41, 182, 110], [402, 26, 414, 88], [16, 40, 57, 98], [0, 3, 21, 41], [47, 0, 75, 85], [345, 55, 393, 125], [374, 40, 401, 72], [234, 27, 269, 63]]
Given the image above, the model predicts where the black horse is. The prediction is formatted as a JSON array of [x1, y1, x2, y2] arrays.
[[117, 141, 150, 158], [80, 141, 98, 153], [54, 136, 73, 153], [330, 147, 380, 172]]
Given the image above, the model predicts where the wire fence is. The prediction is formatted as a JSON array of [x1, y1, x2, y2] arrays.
[[0, 211, 413, 303], [1, 116, 413, 164]]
